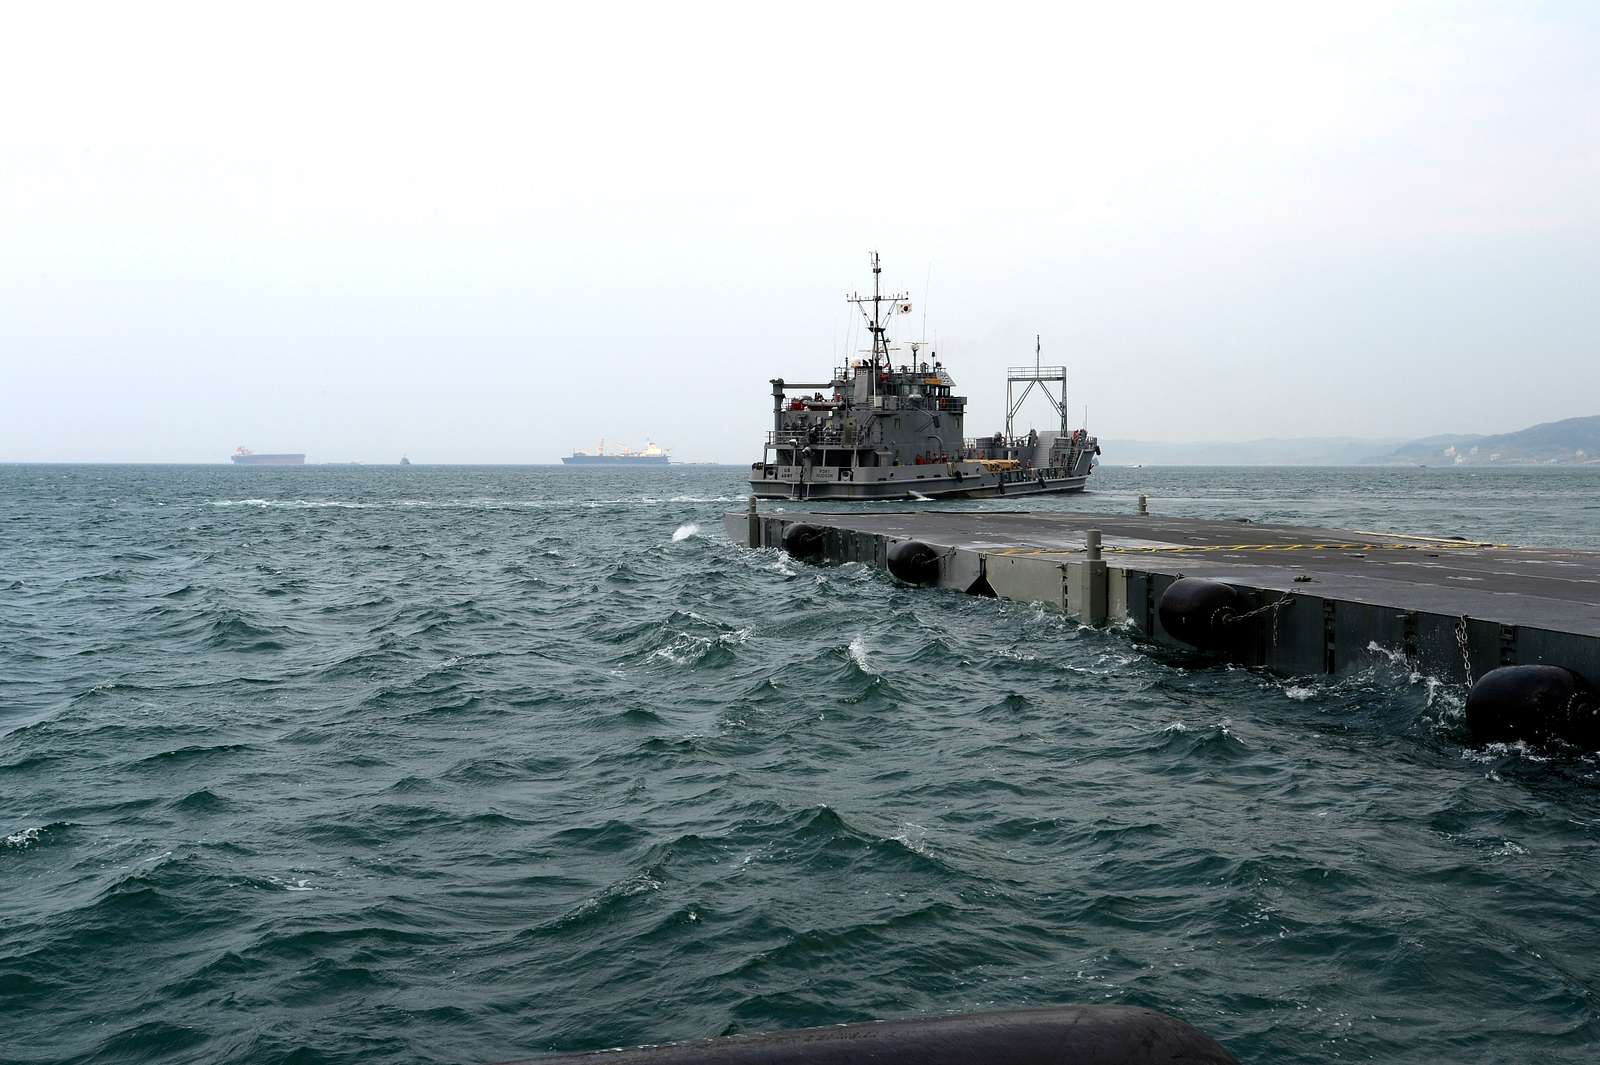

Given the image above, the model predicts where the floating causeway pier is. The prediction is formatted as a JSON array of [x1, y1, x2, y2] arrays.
[[727, 504, 1600, 694]]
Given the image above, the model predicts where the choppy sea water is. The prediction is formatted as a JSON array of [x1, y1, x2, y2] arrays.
[[4, 463, 1600, 1065]]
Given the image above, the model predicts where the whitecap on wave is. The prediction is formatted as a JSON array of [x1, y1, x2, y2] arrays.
[[1461, 740, 1551, 765], [265, 874, 315, 892], [651, 627, 750, 666], [209, 498, 391, 509], [3, 826, 43, 848], [211, 495, 748, 511], [891, 822, 930, 854], [847, 634, 871, 671]]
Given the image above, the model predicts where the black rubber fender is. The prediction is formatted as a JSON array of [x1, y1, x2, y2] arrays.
[[780, 523, 827, 562], [886, 539, 941, 585], [521, 1004, 1237, 1064], [1157, 577, 1245, 652], [1466, 664, 1600, 748]]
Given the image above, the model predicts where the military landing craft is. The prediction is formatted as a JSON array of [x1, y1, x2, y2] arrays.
[[749, 255, 1098, 501]]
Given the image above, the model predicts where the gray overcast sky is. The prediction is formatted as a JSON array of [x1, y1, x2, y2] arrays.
[[3, 1, 1597, 463]]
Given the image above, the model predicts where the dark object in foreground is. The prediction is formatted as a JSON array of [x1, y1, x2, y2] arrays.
[[1467, 664, 1600, 748], [519, 1005, 1236, 1064]]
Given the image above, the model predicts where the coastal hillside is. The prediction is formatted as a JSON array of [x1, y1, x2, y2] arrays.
[[1100, 416, 1600, 467], [1365, 415, 1600, 466], [1099, 436, 1402, 466]]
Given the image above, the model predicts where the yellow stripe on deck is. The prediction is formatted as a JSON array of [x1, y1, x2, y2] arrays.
[[991, 540, 1504, 557]]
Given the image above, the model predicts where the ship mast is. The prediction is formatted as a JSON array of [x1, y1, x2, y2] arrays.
[[848, 251, 909, 400], [1005, 335, 1070, 442]]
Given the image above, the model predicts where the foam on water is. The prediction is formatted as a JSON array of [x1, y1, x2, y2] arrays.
[[3, 826, 44, 848], [847, 634, 871, 671], [264, 874, 315, 891], [5, 461, 1600, 1065]]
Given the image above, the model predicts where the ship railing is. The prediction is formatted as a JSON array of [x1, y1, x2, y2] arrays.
[[994, 465, 1071, 483], [767, 430, 848, 446], [1005, 365, 1067, 380]]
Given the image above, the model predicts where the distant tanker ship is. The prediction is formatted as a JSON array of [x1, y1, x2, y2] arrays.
[[231, 447, 305, 466], [562, 439, 670, 466]]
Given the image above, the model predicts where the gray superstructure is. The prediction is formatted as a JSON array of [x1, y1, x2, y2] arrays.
[[750, 254, 1098, 500]]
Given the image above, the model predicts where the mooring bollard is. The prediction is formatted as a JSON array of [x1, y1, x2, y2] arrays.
[[1068, 528, 1109, 626]]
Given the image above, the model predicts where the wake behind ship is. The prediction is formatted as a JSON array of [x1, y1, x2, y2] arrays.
[[231, 447, 305, 465], [563, 440, 670, 466]]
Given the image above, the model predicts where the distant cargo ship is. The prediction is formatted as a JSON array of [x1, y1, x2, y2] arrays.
[[231, 447, 305, 466], [563, 440, 670, 466]]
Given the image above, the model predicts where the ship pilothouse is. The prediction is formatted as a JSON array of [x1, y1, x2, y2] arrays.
[[750, 254, 1098, 500]]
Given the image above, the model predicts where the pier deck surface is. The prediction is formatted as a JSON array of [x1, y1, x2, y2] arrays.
[[762, 510, 1600, 638]]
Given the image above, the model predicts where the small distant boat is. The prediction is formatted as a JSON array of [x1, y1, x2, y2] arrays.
[[400, 456, 412, 466]]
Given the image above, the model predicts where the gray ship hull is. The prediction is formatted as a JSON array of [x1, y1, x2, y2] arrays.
[[750, 455, 1094, 501], [231, 453, 305, 465], [562, 456, 670, 466]]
